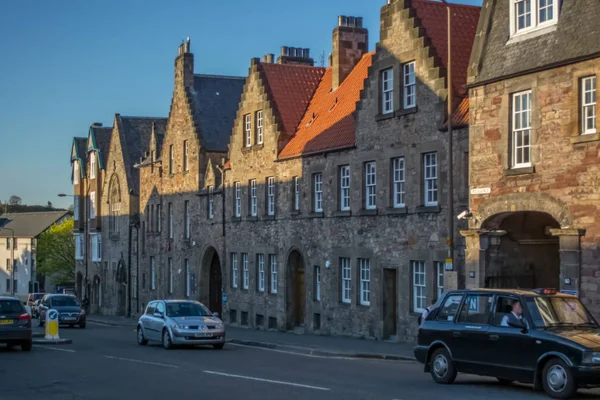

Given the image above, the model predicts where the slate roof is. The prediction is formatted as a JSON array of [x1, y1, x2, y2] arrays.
[[72, 137, 87, 178], [470, 0, 600, 85], [190, 75, 246, 152], [89, 126, 113, 169], [259, 63, 326, 137], [279, 52, 374, 159], [412, 0, 480, 94], [0, 211, 70, 238]]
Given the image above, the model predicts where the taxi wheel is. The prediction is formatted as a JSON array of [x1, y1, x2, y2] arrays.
[[162, 329, 173, 350], [542, 358, 577, 399], [430, 348, 457, 384]]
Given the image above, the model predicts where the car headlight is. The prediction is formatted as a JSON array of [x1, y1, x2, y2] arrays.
[[171, 323, 189, 330], [214, 322, 224, 330], [582, 352, 600, 365]]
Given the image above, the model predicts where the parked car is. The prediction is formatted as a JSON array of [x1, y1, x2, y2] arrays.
[[137, 300, 225, 350], [0, 296, 32, 351], [38, 294, 86, 329], [414, 288, 600, 399]]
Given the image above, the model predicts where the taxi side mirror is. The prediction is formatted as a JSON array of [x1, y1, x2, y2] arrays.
[[508, 319, 528, 332]]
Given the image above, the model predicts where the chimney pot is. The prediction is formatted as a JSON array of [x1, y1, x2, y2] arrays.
[[266, 53, 274, 63], [92, 122, 102, 127]]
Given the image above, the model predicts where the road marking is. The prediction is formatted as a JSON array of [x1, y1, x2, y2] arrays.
[[203, 370, 330, 391], [228, 343, 359, 361], [104, 355, 179, 369], [34, 346, 76, 353]]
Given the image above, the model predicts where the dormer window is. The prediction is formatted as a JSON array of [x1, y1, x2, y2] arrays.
[[90, 152, 96, 179], [511, 0, 558, 37], [73, 161, 80, 184]]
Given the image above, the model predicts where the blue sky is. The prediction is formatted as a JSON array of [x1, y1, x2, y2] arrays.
[[0, 0, 482, 209]]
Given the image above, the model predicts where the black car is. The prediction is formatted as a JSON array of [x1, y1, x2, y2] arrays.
[[38, 294, 86, 329], [0, 296, 33, 351], [414, 288, 600, 399]]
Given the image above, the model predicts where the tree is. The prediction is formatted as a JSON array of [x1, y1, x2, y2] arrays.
[[9, 195, 22, 205], [36, 218, 75, 285], [47, 201, 53, 209]]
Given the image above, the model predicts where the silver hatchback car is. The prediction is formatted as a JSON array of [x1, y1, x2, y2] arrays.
[[137, 300, 225, 349]]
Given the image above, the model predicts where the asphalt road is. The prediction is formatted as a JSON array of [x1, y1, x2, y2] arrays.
[[1, 322, 599, 400]]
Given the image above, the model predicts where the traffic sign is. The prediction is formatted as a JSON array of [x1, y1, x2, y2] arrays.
[[45, 309, 60, 340]]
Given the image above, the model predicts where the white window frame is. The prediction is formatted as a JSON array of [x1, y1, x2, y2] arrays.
[[89, 192, 96, 219], [256, 110, 263, 145], [359, 259, 371, 306], [90, 152, 96, 179], [270, 255, 278, 294], [315, 266, 321, 301], [424, 153, 438, 206], [185, 259, 191, 297], [582, 76, 597, 135], [341, 258, 351, 304], [244, 114, 252, 147], [510, 0, 559, 38], [151, 257, 156, 290], [403, 62, 416, 109], [169, 258, 173, 295], [392, 157, 405, 208], [365, 162, 376, 210], [73, 161, 80, 184], [512, 91, 532, 168], [267, 177, 275, 216], [74, 234, 83, 260], [242, 253, 249, 289], [436, 261, 444, 299], [381, 68, 394, 114], [184, 200, 190, 239], [208, 186, 214, 219], [232, 253, 238, 288], [234, 182, 241, 217], [168, 203, 173, 239], [340, 165, 350, 211], [250, 180, 257, 216], [169, 144, 174, 175], [412, 261, 426, 312], [74, 197, 79, 221], [293, 177, 300, 211], [313, 173, 323, 212], [257, 254, 265, 292], [183, 140, 189, 171]]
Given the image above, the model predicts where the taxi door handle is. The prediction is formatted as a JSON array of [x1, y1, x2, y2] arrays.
[[452, 331, 461, 337], [489, 335, 499, 341]]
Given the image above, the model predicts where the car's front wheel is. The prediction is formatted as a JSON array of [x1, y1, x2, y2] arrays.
[[137, 327, 148, 346], [542, 358, 577, 399], [429, 348, 457, 384], [162, 329, 173, 350]]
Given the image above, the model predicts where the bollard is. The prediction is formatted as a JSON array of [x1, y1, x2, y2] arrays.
[[45, 309, 60, 340]]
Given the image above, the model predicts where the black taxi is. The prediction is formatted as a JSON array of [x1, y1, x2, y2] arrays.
[[414, 288, 600, 399]]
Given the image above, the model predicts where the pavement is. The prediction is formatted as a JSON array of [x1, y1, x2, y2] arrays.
[[2, 321, 600, 400]]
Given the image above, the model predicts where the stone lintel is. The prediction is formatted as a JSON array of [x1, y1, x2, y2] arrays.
[[549, 228, 586, 237]]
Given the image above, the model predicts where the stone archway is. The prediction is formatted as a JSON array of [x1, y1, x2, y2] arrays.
[[285, 249, 306, 330], [201, 246, 222, 316]]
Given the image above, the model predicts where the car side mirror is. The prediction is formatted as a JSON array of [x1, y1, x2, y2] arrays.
[[508, 319, 528, 332], [212, 312, 219, 318], [153, 312, 163, 318]]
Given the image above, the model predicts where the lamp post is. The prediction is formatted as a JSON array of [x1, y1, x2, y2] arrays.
[[58, 193, 87, 298], [1, 227, 15, 296]]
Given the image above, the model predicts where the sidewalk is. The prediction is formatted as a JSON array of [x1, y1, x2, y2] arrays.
[[87, 315, 416, 361]]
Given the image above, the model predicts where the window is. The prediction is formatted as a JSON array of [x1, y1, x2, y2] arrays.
[[73, 161, 80, 184], [314, 266, 321, 301], [424, 152, 438, 206], [457, 294, 493, 324], [412, 261, 426, 312], [582, 76, 597, 134], [256, 110, 263, 145], [208, 186, 214, 219], [403, 62, 416, 108], [313, 173, 323, 212], [269, 254, 278, 294], [244, 114, 251, 147], [156, 204, 161, 233], [168, 203, 173, 239], [91, 234, 102, 262], [493, 296, 520, 327], [74, 197, 79, 221], [184, 200, 190, 239], [436, 261, 444, 298], [5, 238, 9, 249], [183, 140, 189, 171], [359, 259, 370, 306], [267, 177, 275, 216], [234, 182, 241, 217], [250, 179, 257, 216], [257, 254, 265, 292], [168, 258, 173, 295], [512, 91, 532, 168], [169, 144, 174, 175], [185, 259, 191, 297], [512, 0, 558, 35], [89, 192, 96, 219], [340, 258, 351, 304], [339, 165, 350, 211], [392, 157, 406, 208], [151, 257, 156, 290], [435, 295, 464, 322], [365, 162, 376, 210], [149, 205, 154, 232], [293, 177, 300, 211], [381, 68, 394, 114], [74, 234, 83, 260], [242, 253, 249, 289], [90, 152, 96, 179], [231, 253, 238, 288]]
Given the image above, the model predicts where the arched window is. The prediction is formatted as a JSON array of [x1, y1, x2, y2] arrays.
[[109, 175, 121, 233]]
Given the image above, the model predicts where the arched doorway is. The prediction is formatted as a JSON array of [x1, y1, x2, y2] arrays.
[[201, 247, 222, 316], [482, 211, 560, 289], [116, 260, 127, 316], [286, 249, 305, 330]]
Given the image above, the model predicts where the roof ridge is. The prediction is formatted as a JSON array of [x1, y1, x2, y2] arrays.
[[194, 74, 246, 80], [120, 116, 167, 120], [2, 211, 68, 216], [416, 0, 480, 8]]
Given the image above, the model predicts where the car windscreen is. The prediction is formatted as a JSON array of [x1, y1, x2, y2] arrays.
[[166, 302, 211, 317], [525, 296, 597, 328], [50, 296, 80, 307], [0, 300, 24, 314]]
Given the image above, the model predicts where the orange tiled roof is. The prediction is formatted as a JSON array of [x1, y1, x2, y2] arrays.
[[259, 63, 325, 137], [451, 97, 469, 127], [412, 0, 480, 94], [279, 52, 374, 159], [224, 160, 231, 170]]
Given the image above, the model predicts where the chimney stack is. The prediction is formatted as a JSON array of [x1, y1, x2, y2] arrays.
[[261, 53, 275, 63], [332, 16, 368, 90], [175, 37, 194, 89], [277, 46, 314, 66]]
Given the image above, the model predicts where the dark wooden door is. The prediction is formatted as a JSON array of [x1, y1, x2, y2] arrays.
[[209, 257, 222, 316], [383, 268, 397, 339]]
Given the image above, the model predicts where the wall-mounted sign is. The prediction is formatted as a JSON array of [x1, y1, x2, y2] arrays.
[[445, 258, 453, 271], [470, 187, 491, 195], [469, 271, 476, 278]]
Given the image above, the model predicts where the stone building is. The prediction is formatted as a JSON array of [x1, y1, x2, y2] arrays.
[[465, 0, 600, 315]]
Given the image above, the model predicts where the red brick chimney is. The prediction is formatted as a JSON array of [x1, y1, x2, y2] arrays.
[[175, 37, 194, 89], [332, 16, 368, 90]]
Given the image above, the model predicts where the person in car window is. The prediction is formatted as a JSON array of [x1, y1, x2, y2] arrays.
[[501, 299, 524, 327], [419, 298, 437, 326]]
